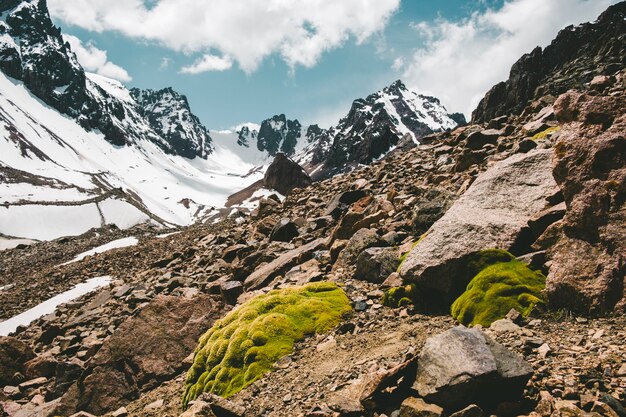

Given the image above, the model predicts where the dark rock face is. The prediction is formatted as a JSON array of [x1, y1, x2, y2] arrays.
[[269, 218, 300, 242], [545, 90, 626, 313], [130, 88, 213, 158], [0, 0, 212, 158], [263, 153, 312, 195], [413, 327, 533, 411], [472, 3, 626, 123], [56, 294, 225, 415], [257, 114, 302, 156]]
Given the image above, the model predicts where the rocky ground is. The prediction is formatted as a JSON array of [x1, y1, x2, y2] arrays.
[[1, 6, 625, 417]]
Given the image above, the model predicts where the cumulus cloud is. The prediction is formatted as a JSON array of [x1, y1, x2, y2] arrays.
[[63, 34, 132, 82], [180, 54, 233, 74], [49, 0, 400, 74], [399, 0, 618, 118]]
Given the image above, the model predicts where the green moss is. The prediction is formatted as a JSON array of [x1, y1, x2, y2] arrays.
[[451, 258, 546, 327], [182, 282, 351, 408], [531, 126, 560, 141], [382, 284, 418, 308]]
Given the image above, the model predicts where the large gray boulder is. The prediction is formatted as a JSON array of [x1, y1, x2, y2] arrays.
[[400, 149, 559, 304], [413, 326, 533, 411]]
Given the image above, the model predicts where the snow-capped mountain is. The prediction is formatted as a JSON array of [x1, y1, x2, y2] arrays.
[[228, 80, 464, 178], [0, 0, 260, 241], [0, 0, 211, 158], [130, 87, 213, 159], [316, 80, 463, 176]]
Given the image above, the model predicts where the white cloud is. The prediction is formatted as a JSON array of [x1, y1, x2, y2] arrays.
[[48, 0, 400, 74], [159, 57, 172, 70], [63, 34, 132, 82], [180, 54, 233, 74], [398, 0, 618, 118]]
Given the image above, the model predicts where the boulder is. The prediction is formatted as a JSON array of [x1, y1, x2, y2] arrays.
[[56, 294, 225, 415], [325, 190, 369, 218], [355, 247, 399, 284], [269, 218, 300, 242], [244, 238, 327, 290], [335, 229, 382, 268], [400, 149, 559, 306], [0, 336, 35, 385], [547, 91, 626, 313], [413, 326, 532, 411], [263, 153, 312, 195]]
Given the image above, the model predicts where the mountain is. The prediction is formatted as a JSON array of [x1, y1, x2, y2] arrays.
[[130, 87, 213, 159], [472, 2, 626, 123], [0, 0, 259, 241], [0, 0, 212, 158], [316, 80, 461, 176], [1, 2, 625, 417], [230, 80, 462, 180]]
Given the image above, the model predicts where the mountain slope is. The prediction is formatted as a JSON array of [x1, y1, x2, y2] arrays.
[[0, 70, 262, 240], [0, 0, 212, 158]]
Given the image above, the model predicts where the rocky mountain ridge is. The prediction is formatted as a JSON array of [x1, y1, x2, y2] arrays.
[[233, 80, 462, 180]]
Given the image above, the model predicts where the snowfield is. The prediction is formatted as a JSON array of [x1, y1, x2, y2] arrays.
[[0, 71, 264, 240]]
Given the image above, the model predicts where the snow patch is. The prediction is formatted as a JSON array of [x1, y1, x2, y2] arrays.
[[0, 276, 112, 336], [61, 237, 138, 265]]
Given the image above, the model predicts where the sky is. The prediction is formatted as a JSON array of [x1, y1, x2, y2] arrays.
[[47, 0, 618, 130]]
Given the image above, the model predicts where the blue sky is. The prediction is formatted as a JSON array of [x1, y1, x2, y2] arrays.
[[49, 0, 615, 130]]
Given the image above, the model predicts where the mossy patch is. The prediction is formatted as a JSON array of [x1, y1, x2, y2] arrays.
[[182, 282, 351, 408], [451, 258, 546, 327], [382, 283, 418, 308], [531, 126, 560, 141]]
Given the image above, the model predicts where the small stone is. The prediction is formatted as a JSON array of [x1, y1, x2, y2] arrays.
[[616, 363, 626, 377], [354, 301, 368, 311], [283, 393, 292, 403], [537, 343, 551, 358], [449, 404, 485, 417], [3, 385, 19, 397], [505, 308, 523, 324], [591, 402, 620, 417], [144, 399, 164, 411], [18, 376, 47, 390], [399, 397, 444, 417], [591, 329, 604, 339], [111, 407, 129, 417], [489, 318, 521, 334]]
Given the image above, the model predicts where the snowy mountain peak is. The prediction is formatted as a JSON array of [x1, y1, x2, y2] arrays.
[[130, 87, 213, 159], [311, 80, 460, 176], [0, 0, 212, 159]]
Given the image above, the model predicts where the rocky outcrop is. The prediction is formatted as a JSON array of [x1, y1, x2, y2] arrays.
[[56, 294, 225, 415], [413, 326, 533, 411], [263, 153, 312, 195], [544, 86, 626, 313], [130, 87, 213, 158], [400, 149, 560, 306], [257, 114, 302, 156], [472, 3, 626, 123]]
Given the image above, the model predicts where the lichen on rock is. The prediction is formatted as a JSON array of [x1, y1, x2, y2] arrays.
[[182, 282, 351, 408], [451, 254, 546, 327]]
